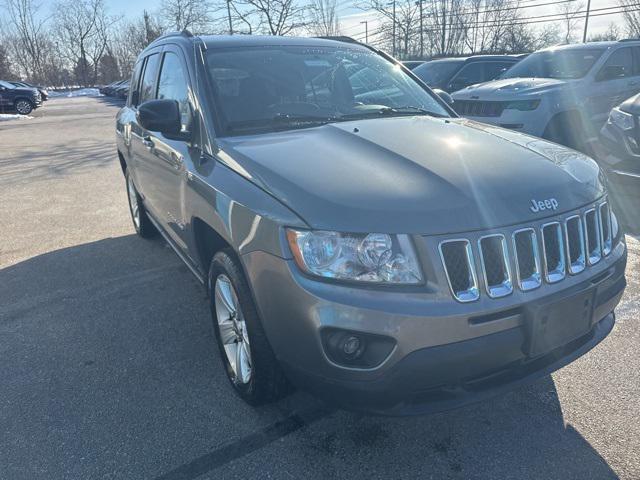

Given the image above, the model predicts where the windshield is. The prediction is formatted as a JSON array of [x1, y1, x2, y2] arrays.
[[501, 49, 605, 79], [205, 46, 450, 135], [0, 80, 16, 89], [412, 61, 463, 87]]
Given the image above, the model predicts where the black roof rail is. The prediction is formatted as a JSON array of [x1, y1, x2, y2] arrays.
[[314, 36, 361, 44], [155, 30, 194, 41]]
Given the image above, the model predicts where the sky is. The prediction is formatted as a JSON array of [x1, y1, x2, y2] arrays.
[[40, 0, 631, 46]]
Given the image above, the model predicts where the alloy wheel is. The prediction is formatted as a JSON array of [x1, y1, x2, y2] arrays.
[[15, 100, 32, 115], [214, 274, 252, 385]]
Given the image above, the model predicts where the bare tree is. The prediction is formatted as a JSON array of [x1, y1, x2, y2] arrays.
[[2, 0, 50, 81], [557, 1, 584, 44], [308, 0, 340, 36], [53, 0, 113, 86], [160, 0, 213, 32], [619, 0, 640, 38], [462, 0, 521, 54], [359, 0, 422, 57], [0, 42, 17, 79], [239, 0, 306, 35], [110, 11, 163, 79], [588, 22, 621, 41]]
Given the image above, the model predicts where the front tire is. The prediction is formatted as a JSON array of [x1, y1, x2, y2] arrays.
[[125, 170, 156, 238], [209, 249, 290, 405], [15, 99, 34, 115]]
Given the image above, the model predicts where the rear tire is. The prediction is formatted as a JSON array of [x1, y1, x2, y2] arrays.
[[209, 249, 291, 405], [14, 99, 34, 115], [125, 169, 157, 238]]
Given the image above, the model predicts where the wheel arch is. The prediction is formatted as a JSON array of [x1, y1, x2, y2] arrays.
[[192, 217, 233, 278]]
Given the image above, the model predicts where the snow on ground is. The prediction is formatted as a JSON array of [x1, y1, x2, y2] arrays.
[[0, 114, 33, 121], [48, 88, 103, 98]]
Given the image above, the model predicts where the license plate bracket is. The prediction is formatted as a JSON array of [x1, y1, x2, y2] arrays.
[[524, 290, 595, 358]]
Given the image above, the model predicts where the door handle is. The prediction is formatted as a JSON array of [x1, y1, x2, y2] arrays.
[[142, 136, 154, 150], [628, 80, 639, 86]]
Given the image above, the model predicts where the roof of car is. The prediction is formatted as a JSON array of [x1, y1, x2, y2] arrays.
[[537, 41, 626, 52], [199, 35, 370, 50], [428, 55, 520, 63]]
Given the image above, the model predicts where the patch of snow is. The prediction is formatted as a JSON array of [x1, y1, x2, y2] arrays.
[[0, 114, 33, 121], [48, 88, 103, 98]]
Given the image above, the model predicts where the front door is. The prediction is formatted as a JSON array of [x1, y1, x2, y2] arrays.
[[142, 47, 197, 251], [588, 47, 640, 131]]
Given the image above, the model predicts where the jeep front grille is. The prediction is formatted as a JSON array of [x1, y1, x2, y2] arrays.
[[542, 222, 566, 283], [439, 199, 614, 302], [512, 228, 541, 291], [565, 215, 586, 274], [439, 239, 479, 303], [585, 208, 601, 265], [454, 100, 505, 117], [478, 235, 512, 298]]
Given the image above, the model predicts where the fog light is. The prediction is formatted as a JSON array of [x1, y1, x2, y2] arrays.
[[321, 328, 395, 368], [342, 336, 361, 356]]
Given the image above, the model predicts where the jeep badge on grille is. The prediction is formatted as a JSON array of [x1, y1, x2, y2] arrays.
[[530, 198, 559, 213]]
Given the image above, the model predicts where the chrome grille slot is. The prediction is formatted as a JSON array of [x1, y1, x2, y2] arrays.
[[541, 222, 566, 283], [599, 202, 612, 256], [584, 208, 601, 265], [512, 228, 541, 291], [478, 235, 513, 298], [565, 215, 586, 275], [439, 240, 479, 303]]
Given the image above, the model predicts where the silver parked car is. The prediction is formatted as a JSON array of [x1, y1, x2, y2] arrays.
[[452, 40, 640, 150], [116, 33, 627, 415]]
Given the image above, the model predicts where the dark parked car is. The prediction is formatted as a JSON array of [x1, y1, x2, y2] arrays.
[[10, 81, 48, 101], [101, 79, 127, 96], [402, 60, 425, 70], [114, 80, 130, 99], [116, 32, 626, 415], [413, 55, 521, 92], [0, 80, 42, 114], [599, 93, 640, 232]]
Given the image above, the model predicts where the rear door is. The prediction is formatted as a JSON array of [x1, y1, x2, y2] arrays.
[[130, 50, 162, 213]]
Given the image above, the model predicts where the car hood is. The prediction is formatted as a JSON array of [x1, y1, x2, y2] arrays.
[[216, 116, 604, 235], [453, 77, 572, 100]]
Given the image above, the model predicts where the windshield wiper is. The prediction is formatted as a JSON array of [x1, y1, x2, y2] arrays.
[[339, 106, 444, 120], [226, 113, 339, 133]]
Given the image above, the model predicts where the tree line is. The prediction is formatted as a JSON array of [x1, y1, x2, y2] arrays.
[[0, 0, 637, 87]]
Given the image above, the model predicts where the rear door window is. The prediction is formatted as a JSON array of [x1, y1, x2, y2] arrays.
[[139, 53, 160, 104]]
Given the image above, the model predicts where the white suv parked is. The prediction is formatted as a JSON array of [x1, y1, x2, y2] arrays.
[[451, 41, 640, 149]]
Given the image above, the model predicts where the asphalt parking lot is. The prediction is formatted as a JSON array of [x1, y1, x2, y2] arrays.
[[1, 96, 639, 479]]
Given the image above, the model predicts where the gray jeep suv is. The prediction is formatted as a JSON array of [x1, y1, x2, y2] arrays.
[[116, 32, 627, 415]]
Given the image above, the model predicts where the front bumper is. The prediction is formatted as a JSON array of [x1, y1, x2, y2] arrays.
[[242, 236, 626, 415]]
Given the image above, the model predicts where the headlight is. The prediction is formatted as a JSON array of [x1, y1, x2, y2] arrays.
[[608, 107, 635, 131], [504, 99, 540, 111], [286, 229, 423, 284]]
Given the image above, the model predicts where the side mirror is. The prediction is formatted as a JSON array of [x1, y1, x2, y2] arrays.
[[433, 88, 454, 107], [137, 99, 185, 139], [600, 65, 626, 81]]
